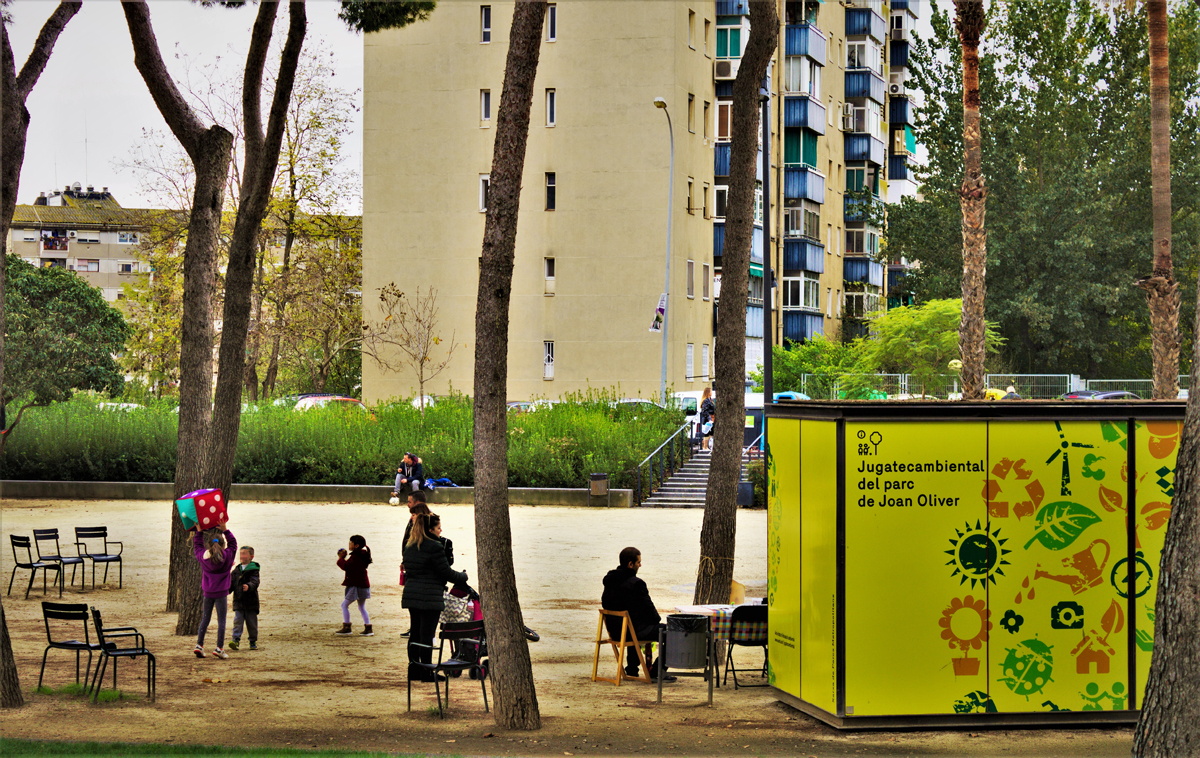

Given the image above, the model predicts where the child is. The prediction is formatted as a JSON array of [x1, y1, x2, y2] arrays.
[[336, 535, 374, 637], [228, 546, 260, 651], [193, 521, 237, 659]]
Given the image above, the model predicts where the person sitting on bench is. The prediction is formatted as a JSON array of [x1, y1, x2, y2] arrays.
[[601, 546, 675, 683]]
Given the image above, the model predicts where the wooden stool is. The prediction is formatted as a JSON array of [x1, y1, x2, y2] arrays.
[[592, 610, 651, 685]]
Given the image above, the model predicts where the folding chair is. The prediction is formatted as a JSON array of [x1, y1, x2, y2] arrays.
[[89, 607, 155, 702], [723, 604, 768, 689], [34, 529, 84, 589], [75, 527, 123, 589], [39, 602, 99, 690], [592, 609, 651, 686], [8, 535, 62, 599], [407, 620, 489, 718]]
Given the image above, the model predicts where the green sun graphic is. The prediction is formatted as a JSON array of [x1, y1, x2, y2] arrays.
[[946, 520, 1012, 588]]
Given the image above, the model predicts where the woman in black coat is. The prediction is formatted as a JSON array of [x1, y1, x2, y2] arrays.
[[402, 513, 467, 681]]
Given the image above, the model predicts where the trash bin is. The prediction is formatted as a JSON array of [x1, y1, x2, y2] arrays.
[[590, 473, 609, 496], [736, 481, 753, 506], [664, 614, 709, 669]]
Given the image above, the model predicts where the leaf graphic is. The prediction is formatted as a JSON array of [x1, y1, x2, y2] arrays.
[[1022, 501, 1101, 551], [1097, 485, 1124, 512], [1141, 501, 1172, 530], [1101, 600, 1124, 637]]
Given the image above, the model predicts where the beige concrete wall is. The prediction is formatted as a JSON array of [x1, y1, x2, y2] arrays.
[[363, 1, 716, 404]]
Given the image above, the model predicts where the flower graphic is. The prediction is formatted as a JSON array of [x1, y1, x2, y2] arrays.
[[940, 595, 991, 651], [1000, 609, 1024, 634]]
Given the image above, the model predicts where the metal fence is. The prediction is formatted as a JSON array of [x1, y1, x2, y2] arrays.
[[783, 373, 1190, 400], [1085, 376, 1191, 397], [984, 374, 1073, 399]]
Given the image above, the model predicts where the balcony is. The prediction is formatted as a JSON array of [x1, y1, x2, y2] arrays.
[[844, 133, 886, 165], [713, 223, 763, 265], [846, 7, 887, 41], [752, 226, 763, 264], [716, 0, 749, 16], [891, 39, 910, 69], [715, 143, 730, 177], [890, 96, 911, 125], [785, 24, 827, 62], [889, 155, 909, 181], [783, 96, 826, 134], [41, 237, 69, 253], [845, 70, 886, 103], [784, 166, 826, 202], [783, 311, 825, 344], [747, 305, 763, 339], [844, 257, 885, 287], [784, 238, 825, 274]]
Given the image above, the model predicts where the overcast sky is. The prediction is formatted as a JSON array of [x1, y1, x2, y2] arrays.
[[7, 0, 364, 211]]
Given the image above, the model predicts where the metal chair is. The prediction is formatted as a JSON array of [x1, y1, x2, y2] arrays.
[[75, 527, 123, 589], [88, 607, 155, 702], [39, 602, 99, 690], [8, 535, 62, 599], [407, 620, 489, 718], [723, 604, 768, 689], [34, 529, 84, 589], [592, 609, 652, 686]]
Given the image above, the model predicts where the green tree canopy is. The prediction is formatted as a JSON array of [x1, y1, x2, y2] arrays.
[[3, 255, 129, 439], [339, 0, 436, 34], [750, 335, 863, 397]]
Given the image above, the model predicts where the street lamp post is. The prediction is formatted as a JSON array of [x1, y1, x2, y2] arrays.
[[654, 97, 674, 402]]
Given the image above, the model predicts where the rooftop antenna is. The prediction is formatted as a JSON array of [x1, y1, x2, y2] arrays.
[[84, 115, 89, 187]]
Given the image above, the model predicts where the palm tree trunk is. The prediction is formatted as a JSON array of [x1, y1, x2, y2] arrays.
[[473, 0, 547, 731], [954, 0, 988, 401], [1137, 0, 1178, 401], [695, 0, 778, 605]]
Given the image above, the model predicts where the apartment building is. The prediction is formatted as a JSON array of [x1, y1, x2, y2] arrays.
[[361, 0, 921, 402]]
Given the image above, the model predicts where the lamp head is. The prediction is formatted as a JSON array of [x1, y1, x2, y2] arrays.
[[653, 97, 668, 109]]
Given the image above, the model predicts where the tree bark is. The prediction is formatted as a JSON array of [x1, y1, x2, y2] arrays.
[[1, 3, 81, 698], [1137, 0, 1179, 401], [473, 0, 546, 731], [206, 0, 306, 498], [694, 0, 776, 606], [955, 0, 988, 401]]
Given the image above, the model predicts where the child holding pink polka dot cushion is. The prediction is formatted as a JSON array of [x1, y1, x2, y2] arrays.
[[192, 519, 237, 660]]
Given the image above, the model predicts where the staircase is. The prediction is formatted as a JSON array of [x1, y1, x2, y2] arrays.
[[640, 450, 752, 508]]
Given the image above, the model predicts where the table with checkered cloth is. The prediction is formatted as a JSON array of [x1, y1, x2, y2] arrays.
[[673, 603, 767, 642]]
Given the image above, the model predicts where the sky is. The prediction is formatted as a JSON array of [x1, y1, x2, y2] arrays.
[[7, 0, 364, 211]]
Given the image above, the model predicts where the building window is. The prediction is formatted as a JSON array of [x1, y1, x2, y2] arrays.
[[754, 183, 764, 226], [714, 185, 728, 219], [77, 259, 100, 272], [480, 5, 491, 43], [704, 19, 711, 55], [782, 274, 821, 311], [480, 89, 491, 122], [545, 172, 556, 210], [118, 261, 137, 274], [716, 22, 741, 59], [826, 287, 833, 317], [479, 174, 490, 212], [702, 182, 710, 218], [847, 41, 883, 75], [547, 3, 556, 41], [703, 101, 710, 139], [546, 89, 556, 126], [545, 257, 555, 279], [703, 263, 710, 300], [784, 199, 820, 240], [846, 229, 880, 257], [543, 341, 555, 379], [21, 229, 37, 242], [687, 259, 695, 298], [687, 178, 695, 214], [688, 94, 695, 133], [702, 343, 710, 380], [686, 343, 695, 381], [783, 56, 822, 97], [688, 9, 695, 48], [836, 288, 843, 318], [118, 231, 139, 244], [749, 275, 764, 306], [716, 101, 732, 142], [76, 231, 100, 244]]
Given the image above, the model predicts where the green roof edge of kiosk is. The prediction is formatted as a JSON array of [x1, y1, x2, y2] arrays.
[[764, 400, 1184, 730]]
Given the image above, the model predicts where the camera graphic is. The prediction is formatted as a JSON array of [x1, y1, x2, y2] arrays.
[[1050, 601, 1085, 630]]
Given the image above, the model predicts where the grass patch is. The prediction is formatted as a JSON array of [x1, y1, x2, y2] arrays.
[[34, 683, 128, 702], [0, 740, 426, 757]]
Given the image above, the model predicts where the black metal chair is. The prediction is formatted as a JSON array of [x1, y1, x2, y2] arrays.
[[723, 604, 768, 689], [89, 607, 155, 702], [39, 602, 100, 690], [407, 620, 489, 718], [75, 527, 123, 589], [8, 535, 62, 599], [34, 529, 84, 589]]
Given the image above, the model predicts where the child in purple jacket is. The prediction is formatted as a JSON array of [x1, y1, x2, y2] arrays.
[[193, 521, 237, 660]]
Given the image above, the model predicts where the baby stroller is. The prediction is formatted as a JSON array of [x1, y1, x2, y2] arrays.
[[440, 583, 540, 680]]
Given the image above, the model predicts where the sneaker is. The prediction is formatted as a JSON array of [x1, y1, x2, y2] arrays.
[[249, 642, 258, 650], [193, 645, 205, 659], [228, 640, 240, 651], [211, 648, 229, 660], [359, 625, 374, 637]]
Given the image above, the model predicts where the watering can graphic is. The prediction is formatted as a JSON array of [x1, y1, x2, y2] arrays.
[[1034, 539, 1111, 596]]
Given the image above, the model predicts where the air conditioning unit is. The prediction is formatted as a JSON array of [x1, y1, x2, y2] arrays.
[[842, 102, 855, 116], [889, 82, 906, 96], [714, 58, 741, 81], [67, 230, 77, 238], [841, 113, 856, 131], [891, 27, 908, 42]]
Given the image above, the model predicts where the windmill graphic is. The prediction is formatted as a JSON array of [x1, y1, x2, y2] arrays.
[[1045, 421, 1094, 497]]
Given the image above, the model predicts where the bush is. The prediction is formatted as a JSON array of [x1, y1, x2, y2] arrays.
[[746, 460, 766, 509], [2, 391, 685, 490]]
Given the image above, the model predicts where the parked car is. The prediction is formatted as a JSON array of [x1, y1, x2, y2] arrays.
[[294, 395, 374, 418], [773, 391, 810, 401], [98, 402, 144, 412], [507, 400, 534, 413], [1059, 390, 1142, 401]]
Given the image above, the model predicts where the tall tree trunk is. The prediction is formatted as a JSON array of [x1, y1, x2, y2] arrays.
[[1133, 290, 1200, 756], [1138, 0, 1178, 401], [1, 4, 81, 699], [955, 0, 988, 401], [263, 221, 297, 397], [695, 0, 777, 606], [473, 0, 546, 731], [205, 1, 306, 498]]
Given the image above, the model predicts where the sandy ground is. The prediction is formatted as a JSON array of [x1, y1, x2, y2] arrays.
[[0, 499, 1133, 757]]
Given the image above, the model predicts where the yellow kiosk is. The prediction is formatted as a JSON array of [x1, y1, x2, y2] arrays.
[[766, 401, 1181, 728]]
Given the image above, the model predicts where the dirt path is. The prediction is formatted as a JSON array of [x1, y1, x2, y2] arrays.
[[0, 499, 1132, 756]]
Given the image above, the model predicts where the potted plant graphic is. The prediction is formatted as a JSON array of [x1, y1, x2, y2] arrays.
[[939, 595, 991, 675]]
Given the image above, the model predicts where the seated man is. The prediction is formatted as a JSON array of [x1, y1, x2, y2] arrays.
[[392, 452, 425, 495], [601, 547, 675, 682]]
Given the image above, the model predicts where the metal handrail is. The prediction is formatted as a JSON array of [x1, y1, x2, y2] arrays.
[[635, 420, 695, 506], [743, 432, 764, 462]]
